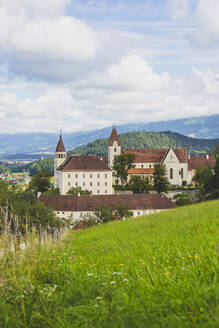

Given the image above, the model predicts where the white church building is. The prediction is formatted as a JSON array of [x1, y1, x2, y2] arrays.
[[54, 128, 216, 195]]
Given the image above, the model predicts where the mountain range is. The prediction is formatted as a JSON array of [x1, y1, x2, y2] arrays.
[[0, 114, 219, 159]]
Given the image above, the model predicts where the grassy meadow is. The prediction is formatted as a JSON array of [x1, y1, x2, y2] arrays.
[[0, 200, 219, 327]]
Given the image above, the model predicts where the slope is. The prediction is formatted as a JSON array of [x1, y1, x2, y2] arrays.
[[1, 200, 219, 327], [69, 130, 219, 156]]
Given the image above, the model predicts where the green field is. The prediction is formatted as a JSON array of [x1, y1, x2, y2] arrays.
[[1, 201, 219, 327]]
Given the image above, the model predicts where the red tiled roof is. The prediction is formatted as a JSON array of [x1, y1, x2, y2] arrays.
[[188, 156, 216, 170], [56, 136, 66, 152], [58, 155, 110, 171], [123, 148, 188, 163], [39, 194, 176, 212], [108, 128, 121, 146], [128, 168, 155, 174]]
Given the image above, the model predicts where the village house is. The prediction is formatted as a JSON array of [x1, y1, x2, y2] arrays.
[[39, 193, 176, 220]]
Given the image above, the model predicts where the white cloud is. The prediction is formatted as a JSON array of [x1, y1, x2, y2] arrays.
[[166, 0, 190, 21], [0, 0, 100, 80], [0, 0, 70, 17], [190, 0, 219, 47], [0, 56, 219, 133]]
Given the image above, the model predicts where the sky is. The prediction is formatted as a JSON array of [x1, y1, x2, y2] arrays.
[[0, 0, 219, 133]]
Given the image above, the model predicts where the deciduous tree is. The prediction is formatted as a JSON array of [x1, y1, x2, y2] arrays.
[[113, 153, 135, 186]]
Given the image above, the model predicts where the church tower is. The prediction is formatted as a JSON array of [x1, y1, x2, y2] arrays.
[[108, 127, 121, 168], [54, 133, 67, 188]]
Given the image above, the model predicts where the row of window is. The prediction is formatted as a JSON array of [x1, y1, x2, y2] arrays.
[[140, 164, 153, 168], [68, 182, 108, 187], [68, 173, 108, 179]]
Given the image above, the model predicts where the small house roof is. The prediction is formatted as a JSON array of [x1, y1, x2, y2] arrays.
[[128, 168, 155, 174], [39, 193, 176, 212], [188, 156, 216, 170]]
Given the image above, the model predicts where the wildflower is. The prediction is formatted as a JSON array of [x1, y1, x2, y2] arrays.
[[96, 296, 102, 300], [194, 255, 198, 259], [94, 304, 98, 308], [165, 271, 171, 276], [123, 279, 129, 282], [120, 263, 124, 267], [181, 257, 185, 260], [153, 261, 156, 264], [113, 272, 122, 276], [87, 273, 93, 277], [20, 243, 26, 251], [110, 281, 116, 285], [188, 255, 192, 258]]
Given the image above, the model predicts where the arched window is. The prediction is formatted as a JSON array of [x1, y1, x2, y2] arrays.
[[170, 168, 173, 179], [114, 148, 117, 152]]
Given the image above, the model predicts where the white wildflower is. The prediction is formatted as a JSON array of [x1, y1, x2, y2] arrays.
[[87, 273, 93, 277], [96, 296, 102, 300], [19, 243, 26, 251], [110, 281, 116, 285]]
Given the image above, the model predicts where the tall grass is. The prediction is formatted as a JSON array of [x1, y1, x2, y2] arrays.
[[0, 200, 219, 327]]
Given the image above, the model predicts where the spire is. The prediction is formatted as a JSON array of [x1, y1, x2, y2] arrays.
[[56, 134, 66, 152], [108, 127, 121, 146]]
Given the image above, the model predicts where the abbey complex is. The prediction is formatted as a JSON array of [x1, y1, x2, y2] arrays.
[[54, 128, 216, 196]]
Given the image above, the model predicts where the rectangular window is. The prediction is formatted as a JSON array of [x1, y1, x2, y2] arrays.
[[105, 190, 107, 194], [75, 182, 78, 187], [170, 168, 173, 179], [68, 174, 70, 178], [105, 174, 107, 179], [75, 174, 78, 178], [105, 182, 107, 186], [68, 182, 71, 186], [90, 174, 93, 179], [97, 182, 100, 186], [97, 190, 100, 194], [90, 182, 93, 186], [83, 182, 85, 186], [97, 174, 100, 179], [83, 174, 85, 179]]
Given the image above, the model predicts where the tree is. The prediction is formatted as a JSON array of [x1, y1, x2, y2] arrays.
[[193, 166, 214, 194], [174, 193, 192, 206], [29, 169, 51, 193], [94, 206, 114, 223], [67, 186, 90, 195], [153, 163, 169, 193], [128, 175, 152, 194], [115, 203, 133, 219], [113, 153, 135, 186], [42, 187, 60, 195]]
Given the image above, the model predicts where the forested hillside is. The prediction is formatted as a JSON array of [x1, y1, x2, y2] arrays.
[[69, 131, 219, 156]]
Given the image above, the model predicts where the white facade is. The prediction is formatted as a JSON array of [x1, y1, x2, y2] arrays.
[[56, 170, 112, 195], [162, 149, 188, 185], [55, 208, 163, 220]]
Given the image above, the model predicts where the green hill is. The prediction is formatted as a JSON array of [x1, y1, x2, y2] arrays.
[[1, 200, 219, 327], [69, 131, 219, 156]]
